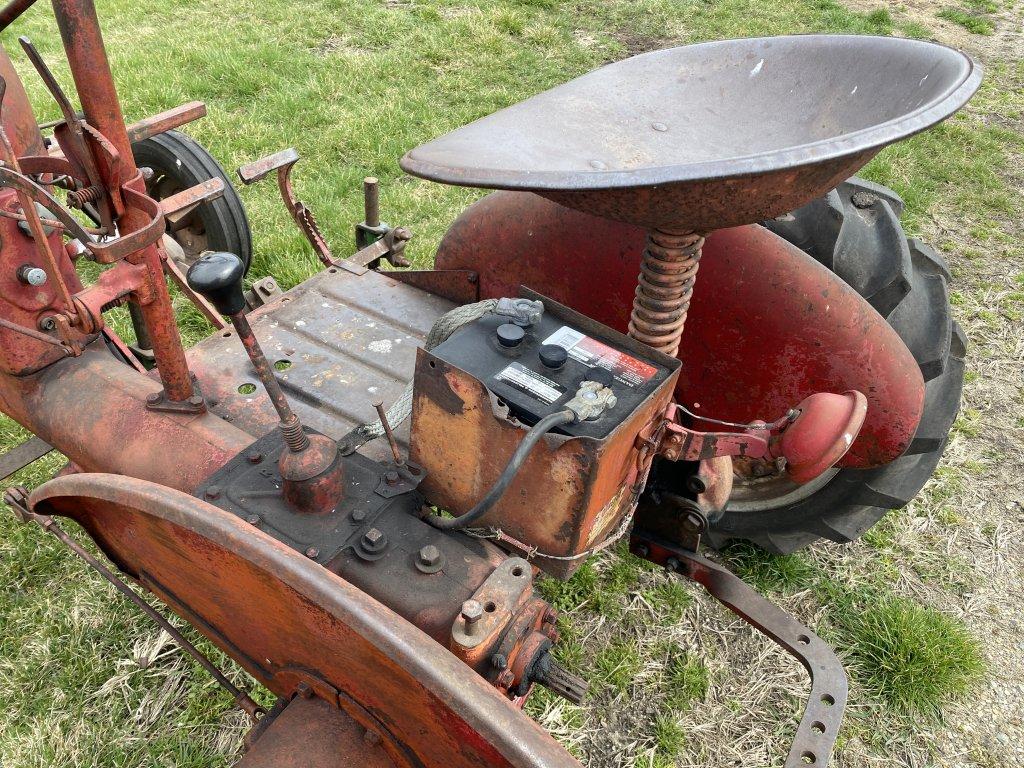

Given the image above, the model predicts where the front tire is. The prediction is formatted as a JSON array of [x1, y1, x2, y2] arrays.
[[132, 130, 252, 272]]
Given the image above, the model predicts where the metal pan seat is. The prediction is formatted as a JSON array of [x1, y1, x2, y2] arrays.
[[401, 35, 981, 232]]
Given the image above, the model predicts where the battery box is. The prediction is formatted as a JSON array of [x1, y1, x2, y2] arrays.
[[427, 298, 675, 438], [410, 290, 681, 578]]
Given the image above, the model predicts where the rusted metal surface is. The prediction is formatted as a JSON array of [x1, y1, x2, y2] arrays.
[[0, 340, 252, 492], [410, 293, 680, 578], [6, 487, 265, 721], [50, 0, 199, 406], [186, 267, 454, 463], [238, 148, 334, 266], [627, 230, 702, 356], [631, 530, 848, 768], [0, 435, 52, 480], [124, 100, 206, 144], [0, 44, 44, 156], [402, 36, 980, 231], [0, 187, 92, 374], [238, 695, 398, 768], [433, 191, 925, 468], [0, 0, 37, 32], [158, 176, 224, 218], [385, 269, 480, 305], [29, 473, 582, 768]]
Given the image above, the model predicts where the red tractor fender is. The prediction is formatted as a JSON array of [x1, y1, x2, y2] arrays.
[[434, 191, 924, 468]]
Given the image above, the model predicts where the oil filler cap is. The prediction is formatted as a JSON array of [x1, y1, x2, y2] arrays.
[[496, 323, 525, 348], [539, 344, 568, 369]]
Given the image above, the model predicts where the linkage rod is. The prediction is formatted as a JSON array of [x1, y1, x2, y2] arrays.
[[4, 488, 265, 724]]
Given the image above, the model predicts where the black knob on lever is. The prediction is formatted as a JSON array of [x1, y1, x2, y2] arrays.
[[187, 252, 343, 514], [186, 250, 301, 445], [186, 251, 247, 316]]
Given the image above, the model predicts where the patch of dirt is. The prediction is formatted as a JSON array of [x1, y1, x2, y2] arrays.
[[610, 29, 676, 57], [845, 0, 1024, 60]]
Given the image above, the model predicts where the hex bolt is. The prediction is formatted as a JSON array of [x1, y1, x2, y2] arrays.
[[496, 669, 515, 688], [491, 653, 508, 670], [146, 392, 161, 405], [305, 547, 319, 559], [205, 485, 221, 500], [461, 599, 483, 635], [384, 469, 400, 486], [246, 514, 260, 526], [665, 557, 680, 573], [247, 451, 263, 465], [351, 508, 367, 522], [418, 544, 441, 568]]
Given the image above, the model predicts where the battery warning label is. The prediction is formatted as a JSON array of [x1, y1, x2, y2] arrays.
[[495, 362, 566, 404], [543, 326, 657, 389]]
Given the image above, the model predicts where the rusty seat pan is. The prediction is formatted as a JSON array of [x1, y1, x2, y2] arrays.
[[401, 35, 980, 230]]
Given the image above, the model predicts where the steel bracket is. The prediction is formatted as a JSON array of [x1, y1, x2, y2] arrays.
[[630, 529, 848, 768]]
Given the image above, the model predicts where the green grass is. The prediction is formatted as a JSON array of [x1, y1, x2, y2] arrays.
[[938, 8, 996, 34], [836, 595, 985, 716], [0, 0, 1020, 765]]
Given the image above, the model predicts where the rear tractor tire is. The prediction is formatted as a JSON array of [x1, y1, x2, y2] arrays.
[[669, 177, 964, 554]]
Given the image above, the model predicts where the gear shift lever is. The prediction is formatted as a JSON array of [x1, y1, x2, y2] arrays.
[[187, 252, 343, 513]]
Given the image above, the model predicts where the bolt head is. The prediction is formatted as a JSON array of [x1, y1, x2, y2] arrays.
[[360, 528, 387, 553], [204, 485, 221, 500], [22, 267, 47, 286], [418, 544, 441, 567], [351, 509, 367, 522], [305, 547, 319, 559], [247, 451, 263, 464], [246, 515, 260, 526], [461, 599, 483, 624], [146, 392, 161, 405]]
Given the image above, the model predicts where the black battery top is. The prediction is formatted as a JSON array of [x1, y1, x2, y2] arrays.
[[428, 307, 674, 439]]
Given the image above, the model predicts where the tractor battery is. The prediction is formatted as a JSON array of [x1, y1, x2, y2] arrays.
[[410, 290, 680, 578]]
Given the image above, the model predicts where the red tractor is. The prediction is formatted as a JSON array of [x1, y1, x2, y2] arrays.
[[0, 1, 979, 766]]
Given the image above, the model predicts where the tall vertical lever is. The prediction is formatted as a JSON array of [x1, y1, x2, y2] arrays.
[[187, 252, 343, 513]]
